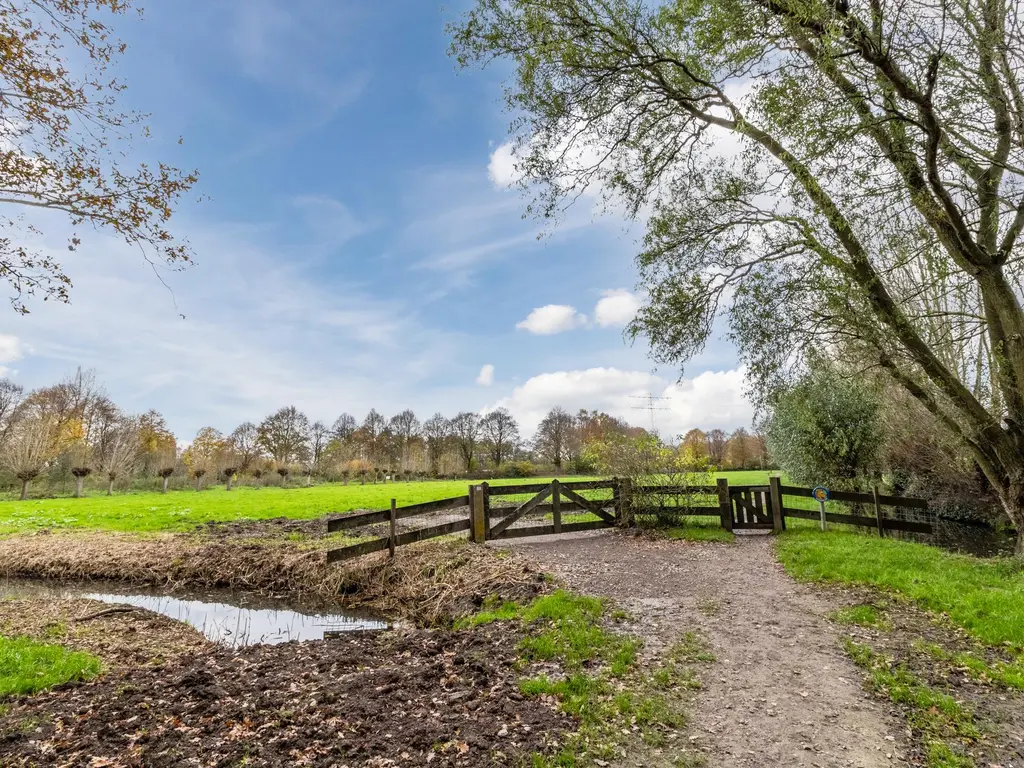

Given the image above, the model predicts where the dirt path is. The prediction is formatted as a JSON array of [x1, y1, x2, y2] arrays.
[[498, 531, 909, 768]]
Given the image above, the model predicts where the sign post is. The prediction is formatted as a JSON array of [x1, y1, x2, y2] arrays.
[[812, 486, 830, 531]]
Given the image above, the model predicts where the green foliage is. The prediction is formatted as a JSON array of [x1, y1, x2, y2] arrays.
[[459, 590, 636, 671], [764, 364, 882, 490], [777, 531, 1024, 647], [0, 635, 101, 697], [665, 520, 735, 543], [498, 461, 537, 478], [463, 590, 704, 764]]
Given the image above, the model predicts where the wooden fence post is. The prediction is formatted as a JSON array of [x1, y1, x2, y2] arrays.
[[552, 479, 562, 534], [388, 498, 397, 558], [481, 482, 491, 540], [470, 485, 487, 543], [612, 476, 620, 524], [873, 484, 884, 538], [617, 477, 633, 528], [769, 475, 785, 533], [717, 478, 733, 532]]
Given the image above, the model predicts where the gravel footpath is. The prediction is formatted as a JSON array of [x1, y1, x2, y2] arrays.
[[498, 531, 910, 768]]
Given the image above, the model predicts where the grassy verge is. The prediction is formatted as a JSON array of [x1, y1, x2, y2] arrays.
[[827, 603, 892, 630], [664, 518, 735, 544], [914, 641, 1024, 691], [775, 530, 1024, 648], [0, 636, 101, 697], [844, 639, 978, 768], [458, 590, 712, 766]]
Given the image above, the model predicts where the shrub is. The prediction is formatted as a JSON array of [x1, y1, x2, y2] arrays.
[[500, 461, 536, 478]]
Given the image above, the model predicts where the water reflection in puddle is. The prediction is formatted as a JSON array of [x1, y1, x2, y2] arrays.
[[1, 580, 389, 648]]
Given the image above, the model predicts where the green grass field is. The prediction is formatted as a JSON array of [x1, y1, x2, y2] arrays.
[[0, 636, 101, 697], [776, 530, 1024, 648], [0, 471, 774, 536]]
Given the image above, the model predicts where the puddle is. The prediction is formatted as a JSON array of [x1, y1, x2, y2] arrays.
[[0, 579, 388, 648]]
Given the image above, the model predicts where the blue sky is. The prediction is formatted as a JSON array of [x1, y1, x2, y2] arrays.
[[0, 0, 751, 440]]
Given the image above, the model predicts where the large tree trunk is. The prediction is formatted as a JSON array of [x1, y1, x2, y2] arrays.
[[107, 477, 114, 496], [1005, 486, 1024, 557], [74, 477, 84, 498], [19, 479, 29, 501], [162, 476, 169, 494], [226, 475, 234, 491]]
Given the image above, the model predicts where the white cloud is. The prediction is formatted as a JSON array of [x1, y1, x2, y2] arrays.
[[491, 366, 753, 437], [516, 305, 588, 335], [594, 289, 642, 327], [0, 334, 24, 364], [660, 369, 754, 436], [476, 364, 495, 386], [488, 142, 521, 188]]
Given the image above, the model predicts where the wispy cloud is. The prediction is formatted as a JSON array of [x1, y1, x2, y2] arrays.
[[224, 0, 372, 161], [8, 207, 464, 439]]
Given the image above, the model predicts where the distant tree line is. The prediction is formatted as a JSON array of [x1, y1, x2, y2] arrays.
[[0, 369, 764, 498]]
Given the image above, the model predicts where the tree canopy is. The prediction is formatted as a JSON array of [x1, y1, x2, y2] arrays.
[[0, 0, 198, 312], [451, 0, 1024, 553]]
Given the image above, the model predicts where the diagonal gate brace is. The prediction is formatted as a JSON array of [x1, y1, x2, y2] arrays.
[[489, 485, 553, 538], [557, 485, 616, 525]]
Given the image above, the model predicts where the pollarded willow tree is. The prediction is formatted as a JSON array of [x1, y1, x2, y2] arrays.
[[451, 0, 1024, 554]]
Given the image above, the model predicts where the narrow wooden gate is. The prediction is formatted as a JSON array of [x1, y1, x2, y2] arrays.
[[730, 485, 775, 530]]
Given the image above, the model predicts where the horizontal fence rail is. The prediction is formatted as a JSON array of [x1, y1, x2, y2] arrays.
[[326, 518, 471, 564], [779, 485, 929, 510], [486, 480, 616, 496], [326, 495, 468, 532]]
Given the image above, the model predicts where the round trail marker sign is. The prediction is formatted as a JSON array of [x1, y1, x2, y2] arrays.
[[812, 486, 830, 502]]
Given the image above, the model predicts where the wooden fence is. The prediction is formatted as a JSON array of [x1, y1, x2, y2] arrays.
[[719, 477, 932, 535], [323, 476, 932, 563], [325, 479, 620, 563]]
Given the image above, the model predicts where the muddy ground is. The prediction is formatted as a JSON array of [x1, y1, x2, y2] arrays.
[[0, 604, 569, 767], [832, 587, 1024, 765], [497, 530, 909, 767], [0, 597, 209, 668], [2, 519, 1021, 767]]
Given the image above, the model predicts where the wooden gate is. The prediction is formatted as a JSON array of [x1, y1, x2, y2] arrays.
[[486, 479, 618, 539], [730, 486, 775, 530]]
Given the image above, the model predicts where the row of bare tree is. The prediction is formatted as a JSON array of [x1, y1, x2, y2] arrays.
[[0, 370, 758, 498]]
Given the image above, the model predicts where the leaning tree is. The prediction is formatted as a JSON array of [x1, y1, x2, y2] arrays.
[[452, 0, 1024, 554]]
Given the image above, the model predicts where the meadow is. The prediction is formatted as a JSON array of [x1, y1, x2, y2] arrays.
[[0, 471, 776, 536]]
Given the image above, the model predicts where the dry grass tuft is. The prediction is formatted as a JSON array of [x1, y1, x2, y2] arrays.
[[0, 533, 545, 625], [337, 539, 546, 625]]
